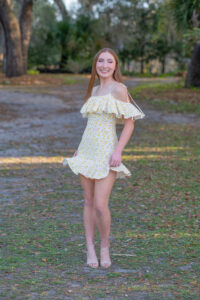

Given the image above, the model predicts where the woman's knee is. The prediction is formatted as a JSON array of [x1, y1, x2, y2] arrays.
[[94, 202, 108, 216], [80, 175, 95, 207], [84, 195, 94, 207]]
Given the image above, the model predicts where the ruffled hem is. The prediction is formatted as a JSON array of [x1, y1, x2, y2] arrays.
[[62, 156, 131, 179], [80, 93, 145, 122]]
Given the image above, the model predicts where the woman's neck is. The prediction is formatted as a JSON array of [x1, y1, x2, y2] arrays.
[[99, 78, 115, 89]]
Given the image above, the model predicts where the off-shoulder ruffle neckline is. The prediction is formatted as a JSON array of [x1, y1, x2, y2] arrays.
[[89, 93, 111, 98], [81, 92, 146, 121], [88, 93, 128, 103]]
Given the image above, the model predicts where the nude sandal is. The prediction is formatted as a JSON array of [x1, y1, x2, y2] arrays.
[[100, 243, 112, 268], [86, 244, 99, 268]]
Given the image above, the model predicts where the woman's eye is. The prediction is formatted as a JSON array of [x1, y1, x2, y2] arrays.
[[98, 60, 113, 63]]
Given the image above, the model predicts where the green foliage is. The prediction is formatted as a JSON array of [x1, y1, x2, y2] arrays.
[[118, 1, 177, 74], [62, 76, 76, 84], [169, 0, 200, 31], [28, 0, 60, 67], [167, 0, 200, 66], [183, 28, 200, 56], [27, 70, 40, 75], [129, 2, 160, 71], [28, 2, 104, 70], [184, 27, 200, 42], [27, 0, 198, 75], [65, 58, 92, 74]]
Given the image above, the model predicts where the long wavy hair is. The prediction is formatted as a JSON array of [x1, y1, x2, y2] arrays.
[[84, 48, 133, 103]]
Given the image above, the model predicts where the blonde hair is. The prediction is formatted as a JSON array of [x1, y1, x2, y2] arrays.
[[84, 48, 132, 102]]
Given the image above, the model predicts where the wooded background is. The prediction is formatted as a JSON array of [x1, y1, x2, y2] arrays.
[[0, 0, 200, 87]]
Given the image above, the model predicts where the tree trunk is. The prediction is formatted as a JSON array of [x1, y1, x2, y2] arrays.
[[60, 47, 68, 69], [161, 58, 165, 74], [185, 43, 200, 88], [0, 0, 24, 76], [0, 24, 5, 71], [19, 0, 33, 73], [1, 28, 6, 73], [0, 0, 33, 77], [140, 59, 144, 73], [127, 59, 130, 73], [121, 60, 125, 73]]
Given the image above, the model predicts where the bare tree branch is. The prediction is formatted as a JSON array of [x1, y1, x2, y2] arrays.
[[54, 0, 68, 19]]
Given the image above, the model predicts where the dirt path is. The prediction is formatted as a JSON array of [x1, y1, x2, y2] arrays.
[[0, 77, 199, 156], [0, 77, 199, 300]]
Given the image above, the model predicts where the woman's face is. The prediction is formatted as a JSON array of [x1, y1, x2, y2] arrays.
[[96, 52, 116, 79]]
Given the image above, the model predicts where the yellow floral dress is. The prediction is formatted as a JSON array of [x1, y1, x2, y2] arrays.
[[62, 93, 145, 179]]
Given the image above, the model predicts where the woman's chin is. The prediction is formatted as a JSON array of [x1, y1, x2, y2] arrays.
[[99, 73, 113, 79]]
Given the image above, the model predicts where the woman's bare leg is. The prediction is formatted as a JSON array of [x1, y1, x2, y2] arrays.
[[94, 170, 116, 246], [80, 174, 96, 244], [94, 170, 117, 267], [80, 174, 98, 267]]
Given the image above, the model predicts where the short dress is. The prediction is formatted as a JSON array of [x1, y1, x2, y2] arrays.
[[62, 92, 146, 179]]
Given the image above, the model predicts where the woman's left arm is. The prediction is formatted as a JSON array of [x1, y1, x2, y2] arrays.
[[109, 118, 134, 167], [109, 83, 136, 167]]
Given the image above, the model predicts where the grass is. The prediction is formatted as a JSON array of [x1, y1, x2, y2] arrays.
[[130, 80, 200, 114], [0, 77, 199, 299], [0, 72, 84, 86], [122, 70, 186, 78], [0, 121, 199, 299]]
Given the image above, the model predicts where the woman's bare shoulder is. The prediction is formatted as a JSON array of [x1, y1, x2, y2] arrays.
[[91, 85, 99, 96], [111, 82, 130, 103]]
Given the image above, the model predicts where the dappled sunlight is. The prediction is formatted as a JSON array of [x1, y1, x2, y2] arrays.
[[122, 154, 195, 161], [121, 146, 195, 161], [0, 148, 196, 167], [123, 231, 198, 239], [123, 146, 186, 152], [0, 156, 62, 164]]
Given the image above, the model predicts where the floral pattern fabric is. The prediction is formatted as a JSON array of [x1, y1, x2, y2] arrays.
[[62, 93, 145, 179]]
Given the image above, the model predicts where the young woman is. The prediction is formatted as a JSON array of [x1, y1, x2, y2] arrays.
[[63, 48, 145, 268]]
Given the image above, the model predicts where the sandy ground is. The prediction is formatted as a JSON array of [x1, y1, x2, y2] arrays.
[[0, 77, 199, 159]]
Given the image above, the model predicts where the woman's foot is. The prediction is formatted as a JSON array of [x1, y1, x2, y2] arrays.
[[86, 243, 99, 268], [100, 243, 111, 268]]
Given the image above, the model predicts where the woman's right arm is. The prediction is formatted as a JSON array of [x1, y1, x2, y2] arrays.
[[73, 150, 78, 156]]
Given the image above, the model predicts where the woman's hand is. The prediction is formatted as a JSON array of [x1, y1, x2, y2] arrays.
[[73, 150, 78, 157], [109, 150, 122, 167]]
